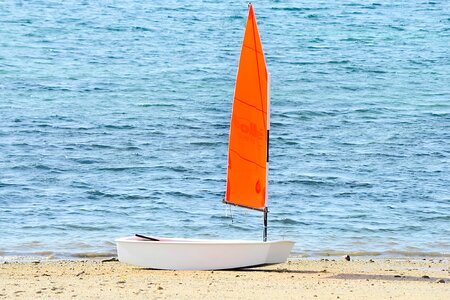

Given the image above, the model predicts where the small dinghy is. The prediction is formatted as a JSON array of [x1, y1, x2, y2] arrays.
[[116, 3, 295, 270]]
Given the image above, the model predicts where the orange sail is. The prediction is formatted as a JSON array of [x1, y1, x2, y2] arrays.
[[224, 4, 269, 211]]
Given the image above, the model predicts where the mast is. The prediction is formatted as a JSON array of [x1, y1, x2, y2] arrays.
[[224, 3, 269, 241], [264, 72, 270, 242]]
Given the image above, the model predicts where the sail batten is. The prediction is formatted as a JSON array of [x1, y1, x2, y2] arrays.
[[225, 4, 269, 211], [234, 96, 267, 110], [229, 149, 266, 169]]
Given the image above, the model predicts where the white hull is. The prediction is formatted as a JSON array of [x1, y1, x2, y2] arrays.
[[116, 236, 295, 270]]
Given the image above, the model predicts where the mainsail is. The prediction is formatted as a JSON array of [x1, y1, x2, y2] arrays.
[[225, 4, 269, 212]]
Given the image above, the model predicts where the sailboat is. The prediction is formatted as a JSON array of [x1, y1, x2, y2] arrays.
[[116, 4, 294, 270]]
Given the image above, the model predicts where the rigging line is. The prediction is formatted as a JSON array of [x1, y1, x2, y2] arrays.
[[225, 202, 234, 223]]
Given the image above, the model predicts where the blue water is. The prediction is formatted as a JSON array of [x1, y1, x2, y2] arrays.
[[1, 0, 449, 259]]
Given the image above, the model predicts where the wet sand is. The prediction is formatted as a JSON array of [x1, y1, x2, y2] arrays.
[[0, 258, 448, 299]]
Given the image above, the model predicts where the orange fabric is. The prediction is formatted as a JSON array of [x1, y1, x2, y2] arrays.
[[225, 4, 268, 210]]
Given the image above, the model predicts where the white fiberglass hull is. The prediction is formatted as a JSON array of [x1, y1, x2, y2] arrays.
[[116, 236, 295, 270]]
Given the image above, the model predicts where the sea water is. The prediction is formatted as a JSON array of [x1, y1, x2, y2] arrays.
[[0, 0, 449, 259]]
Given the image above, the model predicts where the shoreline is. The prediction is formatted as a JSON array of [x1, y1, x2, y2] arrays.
[[2, 250, 450, 263], [1, 258, 448, 299]]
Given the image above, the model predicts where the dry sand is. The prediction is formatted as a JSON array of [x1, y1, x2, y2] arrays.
[[0, 258, 448, 299]]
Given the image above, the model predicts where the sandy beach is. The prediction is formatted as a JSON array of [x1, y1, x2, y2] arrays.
[[0, 258, 448, 299]]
